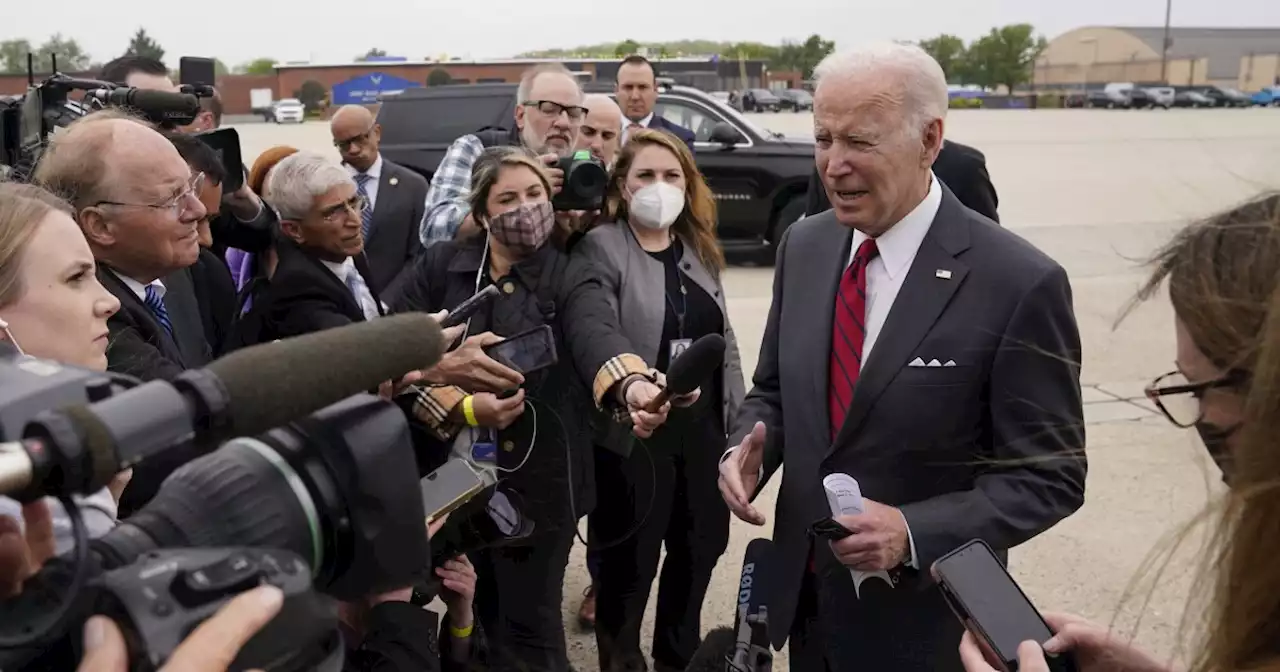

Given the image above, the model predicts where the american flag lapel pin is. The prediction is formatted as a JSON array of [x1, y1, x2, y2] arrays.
[[935, 269, 953, 280]]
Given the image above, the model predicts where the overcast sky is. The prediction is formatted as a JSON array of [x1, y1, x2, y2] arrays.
[[7, 0, 1280, 68]]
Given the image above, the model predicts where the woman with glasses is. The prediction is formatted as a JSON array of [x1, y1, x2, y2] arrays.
[[959, 192, 1280, 672], [245, 151, 384, 345]]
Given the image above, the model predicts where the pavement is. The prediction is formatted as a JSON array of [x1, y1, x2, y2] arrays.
[[230, 108, 1280, 670]]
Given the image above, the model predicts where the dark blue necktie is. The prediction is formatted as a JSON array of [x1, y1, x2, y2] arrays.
[[354, 173, 375, 239], [143, 284, 175, 341]]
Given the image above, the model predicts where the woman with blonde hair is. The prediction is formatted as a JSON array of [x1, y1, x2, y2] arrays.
[[576, 128, 744, 672], [960, 192, 1280, 672]]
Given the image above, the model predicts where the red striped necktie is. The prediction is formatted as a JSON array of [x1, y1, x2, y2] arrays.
[[828, 238, 879, 439]]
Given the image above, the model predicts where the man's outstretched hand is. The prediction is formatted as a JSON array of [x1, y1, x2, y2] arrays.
[[718, 421, 767, 525]]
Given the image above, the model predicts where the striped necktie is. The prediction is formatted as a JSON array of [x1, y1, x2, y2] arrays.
[[143, 284, 175, 341], [344, 266, 376, 320], [354, 173, 375, 239], [828, 238, 879, 438]]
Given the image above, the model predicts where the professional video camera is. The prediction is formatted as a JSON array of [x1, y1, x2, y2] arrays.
[[0, 315, 453, 669], [0, 53, 211, 180], [552, 149, 609, 211]]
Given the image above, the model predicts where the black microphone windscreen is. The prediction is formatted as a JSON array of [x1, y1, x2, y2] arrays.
[[666, 333, 726, 395], [685, 627, 735, 672], [206, 313, 445, 436], [111, 88, 202, 115], [734, 538, 775, 635]]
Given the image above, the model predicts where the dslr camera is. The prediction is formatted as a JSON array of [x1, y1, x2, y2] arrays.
[[552, 150, 609, 211]]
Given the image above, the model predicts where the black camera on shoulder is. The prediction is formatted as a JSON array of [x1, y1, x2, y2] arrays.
[[96, 547, 342, 671], [552, 150, 608, 212]]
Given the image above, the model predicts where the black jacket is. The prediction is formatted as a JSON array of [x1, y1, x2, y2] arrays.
[[245, 241, 385, 345], [805, 140, 1000, 222], [386, 238, 644, 532], [189, 247, 238, 358], [342, 603, 477, 672]]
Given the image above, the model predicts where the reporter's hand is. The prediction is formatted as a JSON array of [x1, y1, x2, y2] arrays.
[[555, 209, 600, 235], [540, 154, 565, 194], [77, 585, 284, 671], [436, 555, 476, 629], [472, 390, 526, 429], [958, 632, 1051, 672], [623, 379, 668, 438], [653, 372, 700, 407], [425, 332, 524, 392], [107, 471, 133, 504], [717, 422, 766, 525], [0, 500, 55, 598], [427, 310, 467, 347], [1040, 613, 1170, 672], [221, 184, 264, 222]]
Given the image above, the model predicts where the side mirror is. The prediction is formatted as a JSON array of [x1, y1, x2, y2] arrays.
[[709, 122, 745, 146]]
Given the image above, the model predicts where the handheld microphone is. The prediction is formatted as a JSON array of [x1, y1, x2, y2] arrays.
[[684, 626, 736, 671], [731, 538, 774, 672], [0, 313, 446, 502], [644, 333, 726, 413]]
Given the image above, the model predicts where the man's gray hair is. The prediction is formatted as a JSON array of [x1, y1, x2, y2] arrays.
[[262, 151, 353, 221], [516, 63, 582, 104], [813, 42, 950, 136]]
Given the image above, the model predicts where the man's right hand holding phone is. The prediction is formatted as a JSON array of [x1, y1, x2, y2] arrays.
[[426, 332, 524, 392], [958, 612, 1171, 672]]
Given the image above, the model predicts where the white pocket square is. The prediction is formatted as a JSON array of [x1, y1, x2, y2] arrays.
[[943, 360, 956, 367], [909, 357, 926, 367], [909, 357, 958, 368]]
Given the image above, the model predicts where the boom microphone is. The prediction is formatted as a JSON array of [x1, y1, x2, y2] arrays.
[[100, 88, 202, 124], [732, 538, 774, 672], [644, 333, 726, 413], [0, 313, 446, 502], [685, 627, 736, 671]]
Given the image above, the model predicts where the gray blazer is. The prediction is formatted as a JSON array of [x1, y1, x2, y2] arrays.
[[576, 221, 746, 453]]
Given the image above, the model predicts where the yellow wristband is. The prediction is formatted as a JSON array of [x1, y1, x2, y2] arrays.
[[449, 622, 474, 638], [462, 395, 479, 427]]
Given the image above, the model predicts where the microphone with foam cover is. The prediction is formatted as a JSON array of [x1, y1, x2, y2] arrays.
[[643, 333, 726, 413], [101, 88, 202, 125], [4, 314, 445, 502], [684, 626, 735, 672], [731, 538, 775, 672]]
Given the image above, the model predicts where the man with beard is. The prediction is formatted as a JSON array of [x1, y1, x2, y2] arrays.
[[419, 63, 583, 247]]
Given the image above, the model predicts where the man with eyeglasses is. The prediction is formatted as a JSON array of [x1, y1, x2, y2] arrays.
[[419, 63, 584, 247], [32, 110, 217, 514], [330, 104, 428, 296]]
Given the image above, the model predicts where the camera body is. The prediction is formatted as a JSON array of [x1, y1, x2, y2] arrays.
[[96, 547, 342, 672], [552, 150, 609, 211]]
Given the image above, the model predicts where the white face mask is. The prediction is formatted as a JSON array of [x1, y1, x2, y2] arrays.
[[628, 182, 686, 230]]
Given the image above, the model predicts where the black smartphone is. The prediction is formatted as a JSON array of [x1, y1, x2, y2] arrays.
[[441, 285, 501, 329], [420, 459, 488, 523], [483, 325, 557, 375], [808, 516, 853, 541], [932, 540, 1077, 672], [179, 57, 217, 87], [194, 127, 244, 193]]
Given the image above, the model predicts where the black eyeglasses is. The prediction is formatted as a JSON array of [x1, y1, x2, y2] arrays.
[[334, 126, 376, 151], [1144, 369, 1248, 427], [521, 100, 588, 120]]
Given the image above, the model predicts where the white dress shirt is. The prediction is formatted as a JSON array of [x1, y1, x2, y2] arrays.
[[347, 154, 384, 210], [112, 271, 165, 303], [322, 257, 381, 321], [621, 112, 655, 143]]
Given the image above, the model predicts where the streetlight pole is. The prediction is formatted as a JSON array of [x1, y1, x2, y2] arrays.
[[1160, 0, 1173, 83]]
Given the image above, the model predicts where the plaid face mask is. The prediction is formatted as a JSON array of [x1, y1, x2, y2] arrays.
[[488, 201, 555, 256]]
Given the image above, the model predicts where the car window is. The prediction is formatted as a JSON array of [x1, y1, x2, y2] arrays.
[[379, 91, 512, 145], [654, 99, 724, 143]]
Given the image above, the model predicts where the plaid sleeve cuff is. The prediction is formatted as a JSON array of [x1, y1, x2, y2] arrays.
[[593, 354, 654, 421], [410, 385, 468, 440]]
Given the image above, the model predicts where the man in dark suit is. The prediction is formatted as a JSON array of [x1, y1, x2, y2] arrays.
[[331, 104, 428, 297], [32, 111, 218, 515], [717, 44, 1086, 671], [616, 55, 696, 151], [805, 140, 1000, 222], [251, 151, 384, 344]]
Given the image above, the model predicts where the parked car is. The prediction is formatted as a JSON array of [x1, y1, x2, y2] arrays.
[[1174, 90, 1214, 108], [1196, 86, 1251, 107], [1252, 87, 1280, 107], [778, 89, 814, 112], [1126, 88, 1157, 109], [377, 83, 815, 259], [1143, 87, 1176, 109], [1087, 90, 1130, 108], [271, 98, 306, 123], [1063, 93, 1087, 108], [741, 88, 782, 112]]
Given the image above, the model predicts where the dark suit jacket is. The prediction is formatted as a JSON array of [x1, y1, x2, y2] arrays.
[[100, 264, 214, 516], [733, 187, 1085, 670], [249, 240, 384, 345], [189, 248, 238, 358], [648, 115, 696, 152], [805, 140, 1000, 223], [362, 158, 428, 297]]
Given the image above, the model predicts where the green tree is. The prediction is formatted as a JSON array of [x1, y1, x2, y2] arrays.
[[213, 58, 229, 77], [237, 57, 276, 75], [357, 47, 388, 61], [35, 34, 91, 72], [772, 34, 834, 78], [294, 79, 327, 112], [125, 28, 165, 62], [964, 24, 1046, 92], [613, 39, 641, 58], [918, 34, 968, 83], [427, 67, 452, 86], [0, 39, 33, 74]]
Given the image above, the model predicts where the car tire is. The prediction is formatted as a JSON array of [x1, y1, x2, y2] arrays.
[[763, 195, 808, 264]]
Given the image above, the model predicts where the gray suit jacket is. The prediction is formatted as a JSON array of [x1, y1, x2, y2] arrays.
[[576, 222, 745, 453], [363, 158, 428, 297], [733, 187, 1086, 670]]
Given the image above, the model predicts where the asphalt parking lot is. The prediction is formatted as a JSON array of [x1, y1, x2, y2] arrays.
[[233, 108, 1280, 669]]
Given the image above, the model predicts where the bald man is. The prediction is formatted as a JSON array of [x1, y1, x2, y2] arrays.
[[577, 94, 623, 168], [330, 104, 428, 295]]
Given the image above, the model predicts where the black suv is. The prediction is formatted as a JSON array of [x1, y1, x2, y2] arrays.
[[376, 83, 815, 257]]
